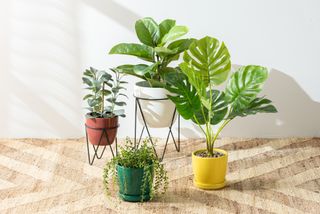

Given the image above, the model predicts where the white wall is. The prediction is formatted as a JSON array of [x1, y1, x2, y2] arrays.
[[0, 0, 319, 138]]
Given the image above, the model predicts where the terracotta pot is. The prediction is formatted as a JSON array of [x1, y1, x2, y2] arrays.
[[85, 116, 118, 145]]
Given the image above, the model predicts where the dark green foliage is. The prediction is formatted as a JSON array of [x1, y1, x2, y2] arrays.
[[82, 67, 127, 118], [165, 36, 278, 156], [109, 17, 191, 84], [103, 138, 168, 201]]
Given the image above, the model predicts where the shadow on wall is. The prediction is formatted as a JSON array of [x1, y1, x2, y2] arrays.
[[0, 0, 83, 138], [81, 0, 140, 31], [222, 69, 320, 137]]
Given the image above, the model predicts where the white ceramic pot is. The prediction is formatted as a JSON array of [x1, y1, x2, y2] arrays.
[[134, 81, 177, 128]]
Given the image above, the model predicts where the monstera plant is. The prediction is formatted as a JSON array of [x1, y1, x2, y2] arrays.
[[165, 36, 277, 189], [109, 17, 194, 128]]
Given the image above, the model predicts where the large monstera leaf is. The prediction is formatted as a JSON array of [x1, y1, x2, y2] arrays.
[[229, 97, 277, 118], [192, 90, 228, 125], [135, 17, 160, 47], [225, 65, 268, 110], [181, 36, 231, 87], [164, 72, 201, 120]]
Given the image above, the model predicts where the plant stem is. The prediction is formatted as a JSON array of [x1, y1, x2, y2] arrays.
[[211, 119, 232, 147], [192, 115, 206, 136], [102, 82, 105, 116], [206, 82, 214, 155], [155, 54, 161, 81]]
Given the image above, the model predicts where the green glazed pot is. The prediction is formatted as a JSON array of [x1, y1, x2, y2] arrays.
[[116, 164, 153, 202]]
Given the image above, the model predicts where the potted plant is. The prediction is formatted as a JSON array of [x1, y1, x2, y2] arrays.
[[82, 67, 127, 145], [103, 138, 168, 202], [109, 17, 194, 127], [165, 36, 277, 189]]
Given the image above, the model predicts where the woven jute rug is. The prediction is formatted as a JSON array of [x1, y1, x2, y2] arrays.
[[0, 137, 319, 213]]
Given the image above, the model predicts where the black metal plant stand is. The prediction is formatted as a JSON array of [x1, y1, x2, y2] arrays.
[[134, 96, 180, 161], [85, 124, 118, 165]]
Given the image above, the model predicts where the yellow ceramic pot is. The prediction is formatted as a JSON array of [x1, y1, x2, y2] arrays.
[[192, 148, 228, 189]]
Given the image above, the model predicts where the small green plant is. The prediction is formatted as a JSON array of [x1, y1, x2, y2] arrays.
[[109, 17, 194, 85], [165, 36, 278, 157], [103, 138, 168, 201], [82, 67, 127, 118]]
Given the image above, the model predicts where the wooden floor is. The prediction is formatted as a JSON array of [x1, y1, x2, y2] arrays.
[[0, 137, 319, 213]]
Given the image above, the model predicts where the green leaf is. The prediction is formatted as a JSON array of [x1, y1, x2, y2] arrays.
[[145, 78, 166, 88], [105, 82, 113, 88], [165, 72, 201, 120], [100, 72, 112, 82], [102, 89, 111, 96], [114, 101, 126, 106], [92, 80, 102, 92], [109, 43, 154, 62], [82, 77, 92, 86], [154, 47, 177, 57], [192, 90, 228, 125], [84, 69, 94, 77], [161, 26, 188, 45], [167, 38, 195, 54], [113, 109, 126, 117], [83, 94, 93, 100], [88, 98, 100, 107], [107, 97, 116, 103], [229, 97, 277, 118], [225, 65, 268, 110], [116, 64, 146, 80], [179, 62, 206, 97], [182, 36, 231, 86], [165, 54, 180, 65], [119, 93, 128, 98], [159, 19, 176, 40], [160, 67, 177, 80], [135, 17, 160, 47], [133, 63, 158, 76]]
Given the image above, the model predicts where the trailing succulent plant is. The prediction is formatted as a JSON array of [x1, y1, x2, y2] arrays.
[[164, 36, 278, 157], [109, 17, 194, 85], [103, 138, 168, 201], [82, 67, 127, 118]]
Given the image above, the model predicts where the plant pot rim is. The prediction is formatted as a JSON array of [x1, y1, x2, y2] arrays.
[[135, 80, 164, 88], [116, 163, 154, 170], [192, 148, 228, 160], [85, 113, 119, 119]]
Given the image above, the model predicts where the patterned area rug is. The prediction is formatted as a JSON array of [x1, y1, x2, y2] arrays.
[[0, 138, 319, 213]]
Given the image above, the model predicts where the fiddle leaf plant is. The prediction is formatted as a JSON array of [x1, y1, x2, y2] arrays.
[[109, 17, 194, 84], [166, 36, 277, 157], [82, 67, 127, 118]]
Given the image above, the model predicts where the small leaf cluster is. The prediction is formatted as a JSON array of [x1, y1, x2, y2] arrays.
[[103, 138, 168, 201], [109, 17, 195, 84], [82, 67, 127, 118]]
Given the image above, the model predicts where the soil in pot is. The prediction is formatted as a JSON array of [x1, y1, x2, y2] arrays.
[[117, 164, 153, 202], [194, 150, 224, 158], [86, 116, 118, 145]]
